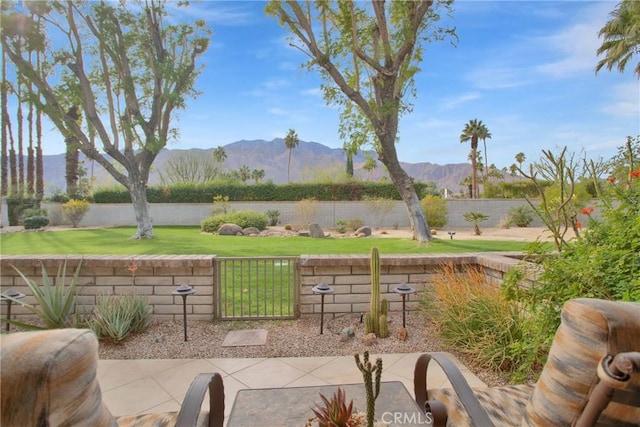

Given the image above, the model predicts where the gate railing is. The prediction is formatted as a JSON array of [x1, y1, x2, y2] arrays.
[[214, 257, 299, 320]]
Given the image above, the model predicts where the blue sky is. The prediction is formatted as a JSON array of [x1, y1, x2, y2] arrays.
[[39, 1, 638, 169]]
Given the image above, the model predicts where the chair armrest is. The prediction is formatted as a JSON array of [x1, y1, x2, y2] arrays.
[[575, 352, 640, 427], [414, 353, 494, 427], [175, 373, 225, 427]]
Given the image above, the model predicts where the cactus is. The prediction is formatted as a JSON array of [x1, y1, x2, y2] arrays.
[[378, 314, 389, 338], [354, 351, 383, 427], [364, 312, 375, 334], [368, 248, 389, 338], [370, 247, 380, 335]]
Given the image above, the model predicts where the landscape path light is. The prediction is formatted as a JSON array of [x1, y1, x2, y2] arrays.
[[1, 289, 25, 332], [393, 282, 415, 328], [312, 282, 334, 334], [173, 284, 196, 341], [447, 231, 456, 240]]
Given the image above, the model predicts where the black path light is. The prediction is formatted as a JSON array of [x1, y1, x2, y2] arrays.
[[393, 282, 415, 328], [312, 282, 334, 334], [172, 284, 196, 341], [1, 289, 26, 332], [447, 231, 456, 240]]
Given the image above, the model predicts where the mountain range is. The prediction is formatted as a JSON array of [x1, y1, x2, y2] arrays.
[[42, 139, 473, 195]]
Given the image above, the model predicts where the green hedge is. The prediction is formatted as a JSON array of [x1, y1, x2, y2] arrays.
[[92, 182, 436, 203]]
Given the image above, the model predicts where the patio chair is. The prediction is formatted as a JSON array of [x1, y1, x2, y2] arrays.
[[414, 298, 640, 426], [0, 328, 225, 427]]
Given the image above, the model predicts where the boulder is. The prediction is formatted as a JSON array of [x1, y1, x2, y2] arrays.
[[218, 223, 243, 235], [354, 226, 372, 237], [242, 227, 260, 236], [309, 223, 325, 238], [361, 333, 377, 346]]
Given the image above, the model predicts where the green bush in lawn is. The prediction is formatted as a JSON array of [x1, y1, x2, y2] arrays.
[[420, 195, 448, 228], [23, 216, 50, 230], [201, 210, 269, 233]]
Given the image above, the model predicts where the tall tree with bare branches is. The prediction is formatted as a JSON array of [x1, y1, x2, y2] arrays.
[[266, 1, 456, 242], [2, 1, 211, 238]]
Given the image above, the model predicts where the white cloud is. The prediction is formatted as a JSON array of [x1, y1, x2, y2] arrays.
[[438, 92, 481, 110], [267, 107, 287, 116], [601, 82, 640, 117]]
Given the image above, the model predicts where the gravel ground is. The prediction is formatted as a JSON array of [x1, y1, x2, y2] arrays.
[[97, 310, 510, 387]]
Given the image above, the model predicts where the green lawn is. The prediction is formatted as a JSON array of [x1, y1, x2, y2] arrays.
[[0, 226, 537, 256]]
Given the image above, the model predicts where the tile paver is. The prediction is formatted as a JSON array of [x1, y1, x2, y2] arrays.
[[98, 352, 486, 424]]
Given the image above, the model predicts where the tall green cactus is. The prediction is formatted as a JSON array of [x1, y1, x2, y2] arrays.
[[355, 351, 382, 427], [365, 247, 388, 337]]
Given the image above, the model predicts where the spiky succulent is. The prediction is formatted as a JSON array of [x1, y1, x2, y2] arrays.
[[310, 387, 354, 427]]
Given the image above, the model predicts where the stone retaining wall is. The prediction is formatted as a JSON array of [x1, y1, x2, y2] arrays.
[[0, 254, 539, 323]]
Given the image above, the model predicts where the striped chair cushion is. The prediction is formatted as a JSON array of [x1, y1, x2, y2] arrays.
[[428, 384, 534, 426], [0, 328, 117, 427], [116, 412, 209, 427], [522, 298, 640, 426]]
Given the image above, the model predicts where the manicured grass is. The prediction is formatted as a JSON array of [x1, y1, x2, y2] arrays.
[[0, 226, 537, 256]]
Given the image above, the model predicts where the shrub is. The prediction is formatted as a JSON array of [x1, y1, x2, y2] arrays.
[[90, 293, 152, 344], [346, 217, 364, 231], [23, 207, 47, 218], [422, 263, 537, 382], [23, 216, 49, 230], [8, 261, 82, 329], [508, 205, 534, 227], [201, 210, 268, 233], [499, 137, 640, 381], [294, 198, 319, 229], [421, 195, 448, 228], [266, 210, 280, 226], [61, 199, 91, 228]]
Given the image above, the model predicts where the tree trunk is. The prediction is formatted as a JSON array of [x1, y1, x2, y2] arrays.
[[378, 134, 431, 243], [471, 138, 478, 199], [1, 54, 8, 197], [128, 179, 154, 239], [27, 102, 34, 197], [35, 103, 43, 199]]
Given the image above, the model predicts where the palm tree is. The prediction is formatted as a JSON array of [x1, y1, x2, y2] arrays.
[[480, 126, 492, 181], [213, 146, 227, 164], [595, 0, 640, 78], [515, 152, 526, 171], [460, 119, 490, 198], [284, 129, 299, 183]]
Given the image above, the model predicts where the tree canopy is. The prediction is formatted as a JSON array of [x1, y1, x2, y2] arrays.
[[265, 0, 456, 242], [1, 0, 211, 238]]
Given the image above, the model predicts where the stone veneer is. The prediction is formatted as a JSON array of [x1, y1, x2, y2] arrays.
[[0, 253, 539, 323]]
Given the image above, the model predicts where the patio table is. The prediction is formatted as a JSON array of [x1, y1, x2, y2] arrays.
[[227, 381, 431, 426]]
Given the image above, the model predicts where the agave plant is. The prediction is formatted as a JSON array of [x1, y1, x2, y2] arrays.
[[310, 387, 357, 427], [6, 260, 82, 330]]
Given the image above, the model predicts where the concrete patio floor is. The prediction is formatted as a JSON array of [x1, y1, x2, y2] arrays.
[[98, 352, 486, 425]]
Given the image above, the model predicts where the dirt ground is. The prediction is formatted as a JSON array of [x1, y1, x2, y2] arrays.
[[369, 226, 554, 242], [1, 224, 554, 242]]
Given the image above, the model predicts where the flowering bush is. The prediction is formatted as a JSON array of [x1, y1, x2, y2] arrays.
[[61, 199, 91, 228], [501, 136, 640, 380]]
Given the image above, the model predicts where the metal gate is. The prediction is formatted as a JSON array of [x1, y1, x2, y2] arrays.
[[214, 257, 299, 320]]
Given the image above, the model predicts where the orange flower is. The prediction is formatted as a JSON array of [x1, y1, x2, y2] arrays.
[[631, 169, 640, 179], [606, 176, 616, 183], [128, 262, 138, 274], [582, 206, 594, 215], [576, 221, 582, 229]]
